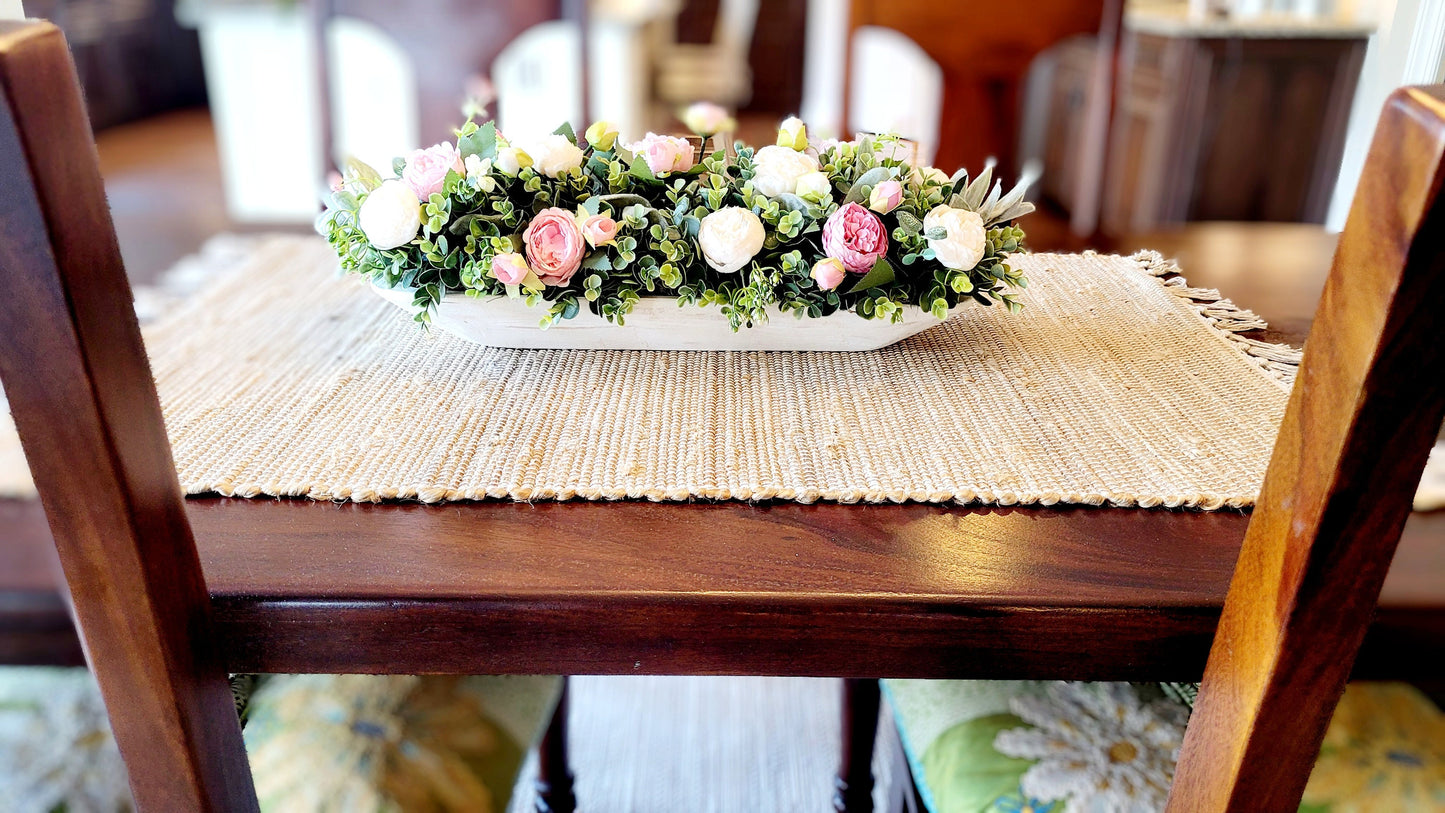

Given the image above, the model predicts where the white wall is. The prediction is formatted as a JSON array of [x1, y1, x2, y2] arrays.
[[1327, 0, 1445, 228], [1, 0, 23, 20]]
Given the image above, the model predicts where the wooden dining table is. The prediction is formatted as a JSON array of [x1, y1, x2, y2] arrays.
[[2, 223, 1442, 688]]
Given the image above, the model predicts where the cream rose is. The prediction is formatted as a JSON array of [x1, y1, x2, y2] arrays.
[[750, 145, 820, 198], [795, 171, 832, 204], [924, 206, 987, 271], [698, 207, 766, 274], [524, 134, 585, 178], [776, 116, 808, 150], [358, 180, 422, 250], [495, 146, 531, 176]]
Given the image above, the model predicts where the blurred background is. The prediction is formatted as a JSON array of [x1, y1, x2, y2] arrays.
[[13, 0, 1443, 286]]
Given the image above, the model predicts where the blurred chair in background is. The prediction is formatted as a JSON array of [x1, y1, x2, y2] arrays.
[[841, 0, 1123, 234], [310, 0, 587, 184], [652, 0, 757, 112]]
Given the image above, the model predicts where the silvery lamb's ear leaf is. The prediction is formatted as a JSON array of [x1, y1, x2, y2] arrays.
[[982, 179, 1003, 213], [981, 161, 1042, 226], [844, 166, 893, 205], [962, 159, 995, 210], [986, 200, 1036, 228]]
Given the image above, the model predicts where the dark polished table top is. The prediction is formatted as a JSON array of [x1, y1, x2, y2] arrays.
[[3, 224, 1441, 679]]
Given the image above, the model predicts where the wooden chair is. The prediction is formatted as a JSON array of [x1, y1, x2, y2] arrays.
[[842, 0, 1123, 235], [847, 84, 1445, 812], [0, 19, 577, 811], [310, 0, 589, 178], [4, 13, 1445, 813]]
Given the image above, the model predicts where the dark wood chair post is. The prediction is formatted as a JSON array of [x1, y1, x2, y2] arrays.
[[0, 20, 258, 812], [534, 677, 578, 813], [834, 677, 881, 813], [1168, 85, 1445, 810]]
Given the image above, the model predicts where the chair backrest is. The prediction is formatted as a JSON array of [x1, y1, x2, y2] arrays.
[[842, 0, 1123, 184], [0, 20, 257, 810], [1169, 84, 1445, 809], [310, 0, 585, 175]]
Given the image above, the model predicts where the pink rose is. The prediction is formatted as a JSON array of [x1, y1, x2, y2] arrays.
[[810, 257, 847, 291], [868, 179, 903, 214], [402, 142, 463, 201], [523, 207, 587, 286], [628, 132, 695, 175], [491, 253, 530, 285], [580, 214, 619, 247], [822, 202, 889, 273]]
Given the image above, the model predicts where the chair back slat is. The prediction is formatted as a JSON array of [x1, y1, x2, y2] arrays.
[[1169, 85, 1445, 811], [0, 20, 256, 811]]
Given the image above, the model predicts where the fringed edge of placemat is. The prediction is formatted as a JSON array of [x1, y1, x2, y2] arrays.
[[1127, 250, 1302, 388]]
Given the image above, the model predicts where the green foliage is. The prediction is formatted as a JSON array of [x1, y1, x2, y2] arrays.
[[318, 121, 1034, 330]]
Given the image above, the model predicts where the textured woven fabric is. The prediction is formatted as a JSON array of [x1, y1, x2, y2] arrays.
[[6, 234, 1312, 507]]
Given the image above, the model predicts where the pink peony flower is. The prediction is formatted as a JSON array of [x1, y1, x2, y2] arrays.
[[628, 132, 695, 175], [868, 179, 903, 214], [523, 207, 587, 286], [402, 142, 463, 201], [491, 253, 530, 285], [810, 257, 847, 291], [822, 202, 889, 273], [580, 214, 619, 248]]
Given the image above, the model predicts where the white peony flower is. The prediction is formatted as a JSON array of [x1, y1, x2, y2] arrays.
[[698, 207, 766, 274], [523, 134, 584, 178], [751, 145, 820, 198], [923, 205, 987, 271], [494, 146, 532, 176], [994, 682, 1188, 813], [358, 180, 422, 250], [795, 170, 833, 204]]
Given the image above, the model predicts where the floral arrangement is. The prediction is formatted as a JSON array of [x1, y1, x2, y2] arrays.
[[319, 103, 1035, 330]]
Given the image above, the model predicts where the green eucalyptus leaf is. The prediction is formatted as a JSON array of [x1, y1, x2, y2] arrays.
[[553, 121, 578, 143]]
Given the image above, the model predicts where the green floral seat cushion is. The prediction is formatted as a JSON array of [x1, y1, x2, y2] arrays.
[[883, 680, 1445, 813], [0, 666, 132, 813], [2, 668, 562, 813], [243, 674, 563, 813]]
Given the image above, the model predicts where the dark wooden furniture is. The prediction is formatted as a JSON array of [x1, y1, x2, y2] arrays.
[[4, 16, 1445, 813], [868, 85, 1445, 811], [842, 0, 1124, 234], [1045, 18, 1368, 233], [309, 0, 588, 176]]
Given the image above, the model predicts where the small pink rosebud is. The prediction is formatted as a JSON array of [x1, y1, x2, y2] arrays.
[[868, 179, 903, 214], [810, 257, 848, 291], [491, 252, 531, 285], [581, 214, 620, 248]]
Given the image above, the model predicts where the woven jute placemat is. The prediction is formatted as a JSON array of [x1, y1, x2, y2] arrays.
[[5, 235, 1311, 508]]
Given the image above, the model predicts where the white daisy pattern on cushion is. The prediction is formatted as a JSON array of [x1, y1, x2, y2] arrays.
[[993, 682, 1188, 813]]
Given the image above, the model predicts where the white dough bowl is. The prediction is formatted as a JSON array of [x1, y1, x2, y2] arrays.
[[372, 283, 959, 351]]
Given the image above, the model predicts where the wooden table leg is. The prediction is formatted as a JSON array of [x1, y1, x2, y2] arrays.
[[535, 677, 578, 813], [834, 677, 881, 813]]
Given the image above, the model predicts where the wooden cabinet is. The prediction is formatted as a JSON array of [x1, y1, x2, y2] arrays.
[[1038, 17, 1367, 233]]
